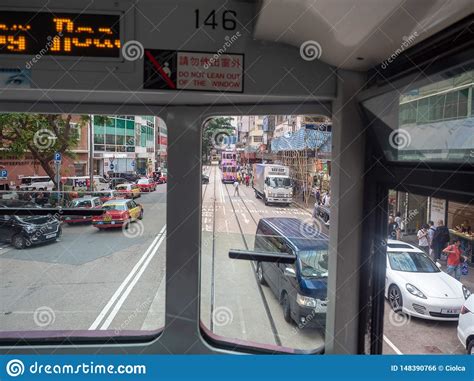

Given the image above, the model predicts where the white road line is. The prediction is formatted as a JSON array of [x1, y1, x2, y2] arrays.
[[383, 335, 403, 355], [100, 229, 166, 330], [88, 224, 166, 330]]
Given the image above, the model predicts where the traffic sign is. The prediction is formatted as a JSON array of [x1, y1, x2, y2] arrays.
[[0, 169, 7, 178], [110, 164, 115, 170], [54, 152, 62, 162], [131, 160, 135, 167]]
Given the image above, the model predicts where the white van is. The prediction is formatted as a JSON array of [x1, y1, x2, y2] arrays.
[[64, 176, 109, 191], [19, 176, 54, 191]]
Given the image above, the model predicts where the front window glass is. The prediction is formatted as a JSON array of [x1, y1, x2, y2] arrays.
[[0, 113, 167, 339], [200, 115, 332, 353], [388, 251, 440, 273], [70, 199, 92, 208], [268, 177, 291, 187], [299, 249, 329, 278]]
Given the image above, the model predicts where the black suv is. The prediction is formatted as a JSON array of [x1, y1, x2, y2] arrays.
[[0, 202, 62, 249]]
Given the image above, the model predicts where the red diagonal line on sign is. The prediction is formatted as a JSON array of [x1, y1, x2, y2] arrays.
[[145, 50, 176, 89]]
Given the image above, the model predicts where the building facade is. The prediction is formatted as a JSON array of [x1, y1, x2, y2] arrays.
[[92, 115, 156, 176]]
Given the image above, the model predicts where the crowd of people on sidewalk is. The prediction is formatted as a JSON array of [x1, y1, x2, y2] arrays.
[[388, 214, 469, 281]]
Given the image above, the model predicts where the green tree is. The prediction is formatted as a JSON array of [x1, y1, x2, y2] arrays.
[[0, 113, 88, 187], [202, 117, 234, 162]]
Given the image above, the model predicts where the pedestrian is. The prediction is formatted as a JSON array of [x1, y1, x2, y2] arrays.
[[233, 180, 239, 196], [417, 224, 430, 255], [388, 216, 400, 240], [245, 174, 250, 187], [394, 212, 402, 236], [325, 191, 331, 206], [442, 239, 467, 281], [432, 219, 451, 261], [315, 188, 321, 205], [427, 220, 436, 259]]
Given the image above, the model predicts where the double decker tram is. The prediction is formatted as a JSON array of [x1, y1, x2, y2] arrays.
[[0, 0, 472, 367], [220, 150, 238, 183]]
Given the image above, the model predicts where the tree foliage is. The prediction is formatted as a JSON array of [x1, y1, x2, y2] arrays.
[[202, 117, 234, 161], [0, 114, 87, 186]]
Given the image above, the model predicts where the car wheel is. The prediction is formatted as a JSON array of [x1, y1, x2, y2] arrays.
[[282, 292, 292, 323], [138, 210, 144, 220], [264, 197, 269, 206], [467, 339, 474, 355], [12, 234, 27, 249], [123, 220, 131, 230], [388, 285, 403, 313], [256, 262, 267, 285], [255, 191, 259, 199]]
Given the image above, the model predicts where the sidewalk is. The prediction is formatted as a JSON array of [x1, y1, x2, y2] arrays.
[[291, 193, 315, 215], [401, 234, 474, 291]]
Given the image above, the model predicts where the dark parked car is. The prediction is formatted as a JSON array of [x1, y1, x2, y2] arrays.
[[312, 204, 330, 225], [0, 203, 62, 249], [202, 174, 209, 184], [109, 172, 140, 183], [254, 218, 329, 328]]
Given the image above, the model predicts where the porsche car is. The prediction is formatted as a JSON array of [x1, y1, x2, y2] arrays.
[[385, 240, 471, 321], [92, 199, 143, 229]]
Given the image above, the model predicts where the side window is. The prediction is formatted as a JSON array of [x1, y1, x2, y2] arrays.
[[130, 200, 137, 208]]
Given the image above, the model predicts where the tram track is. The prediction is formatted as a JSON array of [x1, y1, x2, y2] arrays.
[[209, 165, 217, 332], [222, 182, 282, 347]]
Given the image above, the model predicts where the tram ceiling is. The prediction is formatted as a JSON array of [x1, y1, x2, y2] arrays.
[[0, 0, 339, 107], [254, 0, 472, 70]]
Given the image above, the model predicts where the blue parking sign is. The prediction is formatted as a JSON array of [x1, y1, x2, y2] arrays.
[[110, 164, 114, 170], [54, 152, 62, 162], [0, 169, 7, 178]]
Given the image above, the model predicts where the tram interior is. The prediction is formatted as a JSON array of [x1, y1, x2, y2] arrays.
[[0, 0, 472, 356]]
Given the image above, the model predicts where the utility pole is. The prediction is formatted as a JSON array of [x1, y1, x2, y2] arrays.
[[89, 114, 94, 192]]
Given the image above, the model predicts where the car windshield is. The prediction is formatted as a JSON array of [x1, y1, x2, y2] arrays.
[[102, 204, 126, 211], [388, 251, 440, 273], [116, 185, 128, 190], [298, 249, 329, 278], [20, 178, 32, 185], [268, 177, 291, 187], [71, 200, 92, 207], [137, 179, 148, 184]]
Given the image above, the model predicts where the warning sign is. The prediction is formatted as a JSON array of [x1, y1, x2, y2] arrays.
[[144, 49, 244, 93]]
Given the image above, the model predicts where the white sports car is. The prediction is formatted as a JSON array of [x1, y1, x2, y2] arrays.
[[385, 240, 471, 321]]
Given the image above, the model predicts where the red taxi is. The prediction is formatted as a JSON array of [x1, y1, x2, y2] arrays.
[[136, 178, 156, 192], [92, 199, 143, 229], [115, 183, 140, 199], [64, 197, 102, 225]]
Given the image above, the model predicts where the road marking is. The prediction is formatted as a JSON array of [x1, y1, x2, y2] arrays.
[[100, 229, 166, 330], [88, 224, 166, 330], [383, 335, 403, 354]]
